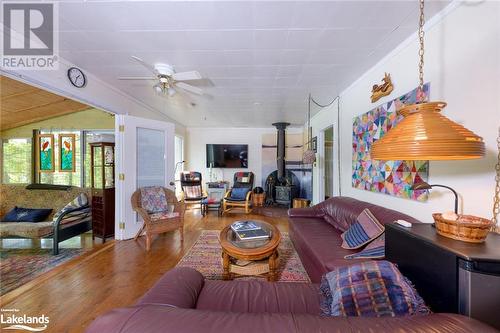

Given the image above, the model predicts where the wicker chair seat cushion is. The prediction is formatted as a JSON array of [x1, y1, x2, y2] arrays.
[[140, 186, 169, 213], [149, 211, 180, 222]]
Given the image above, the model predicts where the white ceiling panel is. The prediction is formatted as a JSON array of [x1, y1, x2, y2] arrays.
[[56, 0, 451, 127]]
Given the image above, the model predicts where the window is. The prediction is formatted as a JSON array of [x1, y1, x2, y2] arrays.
[[39, 130, 82, 187], [2, 138, 32, 184]]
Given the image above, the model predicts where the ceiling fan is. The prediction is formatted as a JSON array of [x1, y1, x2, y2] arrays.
[[118, 56, 207, 97]]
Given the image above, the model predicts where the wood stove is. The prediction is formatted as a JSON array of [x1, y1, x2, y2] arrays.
[[275, 185, 295, 206], [264, 122, 299, 207]]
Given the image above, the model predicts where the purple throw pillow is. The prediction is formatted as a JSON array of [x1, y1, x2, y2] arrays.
[[319, 260, 430, 317], [345, 234, 385, 259], [341, 208, 384, 249]]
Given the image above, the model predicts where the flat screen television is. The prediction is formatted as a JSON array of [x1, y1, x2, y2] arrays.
[[206, 144, 248, 168]]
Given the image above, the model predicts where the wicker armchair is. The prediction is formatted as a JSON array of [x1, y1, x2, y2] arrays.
[[131, 187, 185, 251]]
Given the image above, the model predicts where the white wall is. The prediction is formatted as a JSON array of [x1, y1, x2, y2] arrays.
[[324, 1, 499, 223], [185, 127, 303, 188]]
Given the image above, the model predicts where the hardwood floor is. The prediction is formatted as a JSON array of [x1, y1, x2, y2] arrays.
[[0, 208, 290, 333]]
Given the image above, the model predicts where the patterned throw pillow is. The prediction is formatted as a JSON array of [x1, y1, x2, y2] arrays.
[[341, 209, 384, 249], [2, 207, 53, 222], [319, 261, 430, 317], [141, 187, 168, 213], [184, 185, 202, 199], [345, 234, 385, 259], [53, 193, 89, 222]]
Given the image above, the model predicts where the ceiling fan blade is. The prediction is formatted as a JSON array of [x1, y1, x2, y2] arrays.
[[131, 56, 157, 74], [118, 76, 157, 80], [175, 82, 204, 95], [172, 71, 202, 81]]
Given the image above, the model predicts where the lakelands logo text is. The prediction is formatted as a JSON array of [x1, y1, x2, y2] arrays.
[[1, 2, 59, 70], [1, 309, 49, 332]]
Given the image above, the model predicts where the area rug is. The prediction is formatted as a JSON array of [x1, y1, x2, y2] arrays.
[[0, 247, 90, 295], [177, 230, 310, 282]]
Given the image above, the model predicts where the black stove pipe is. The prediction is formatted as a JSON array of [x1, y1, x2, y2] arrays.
[[272, 122, 290, 182]]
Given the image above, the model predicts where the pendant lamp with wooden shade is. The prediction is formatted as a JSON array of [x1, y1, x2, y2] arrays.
[[371, 0, 485, 161]]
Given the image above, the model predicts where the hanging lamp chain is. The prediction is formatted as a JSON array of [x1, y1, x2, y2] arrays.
[[493, 127, 500, 233], [418, 0, 425, 95]]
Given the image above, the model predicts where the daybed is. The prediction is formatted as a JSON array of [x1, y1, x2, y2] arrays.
[[0, 185, 92, 254]]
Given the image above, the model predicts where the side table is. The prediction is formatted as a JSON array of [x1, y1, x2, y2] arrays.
[[205, 182, 228, 214], [386, 223, 500, 329]]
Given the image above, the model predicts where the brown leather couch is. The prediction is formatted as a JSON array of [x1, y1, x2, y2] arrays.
[[86, 267, 497, 333], [288, 196, 422, 282]]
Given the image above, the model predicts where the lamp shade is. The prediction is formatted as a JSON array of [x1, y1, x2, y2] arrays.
[[371, 101, 485, 160]]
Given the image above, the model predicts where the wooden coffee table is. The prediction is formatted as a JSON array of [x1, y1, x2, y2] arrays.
[[219, 220, 281, 281]]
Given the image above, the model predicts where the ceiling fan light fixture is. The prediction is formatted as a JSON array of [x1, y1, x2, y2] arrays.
[[153, 84, 163, 94], [167, 87, 176, 97], [123, 56, 207, 97]]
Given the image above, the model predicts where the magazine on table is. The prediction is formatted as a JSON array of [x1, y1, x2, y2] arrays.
[[235, 228, 270, 241], [230, 221, 261, 232]]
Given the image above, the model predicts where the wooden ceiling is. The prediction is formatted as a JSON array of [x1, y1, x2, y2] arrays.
[[0, 76, 90, 131]]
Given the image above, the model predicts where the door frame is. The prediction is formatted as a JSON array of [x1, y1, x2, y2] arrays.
[[317, 124, 339, 201], [114, 115, 175, 240]]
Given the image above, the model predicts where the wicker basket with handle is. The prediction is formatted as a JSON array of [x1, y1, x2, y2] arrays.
[[432, 213, 493, 243]]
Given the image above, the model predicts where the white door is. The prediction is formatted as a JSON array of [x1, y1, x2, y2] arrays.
[[115, 115, 175, 240]]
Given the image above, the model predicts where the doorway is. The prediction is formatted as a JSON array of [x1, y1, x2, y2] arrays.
[[323, 126, 334, 200], [115, 115, 175, 240]]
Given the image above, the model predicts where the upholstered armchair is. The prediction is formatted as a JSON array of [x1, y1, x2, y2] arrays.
[[222, 172, 255, 214], [131, 186, 185, 251], [180, 171, 207, 212]]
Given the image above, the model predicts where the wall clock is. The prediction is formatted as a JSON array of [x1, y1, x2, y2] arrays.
[[67, 67, 87, 88]]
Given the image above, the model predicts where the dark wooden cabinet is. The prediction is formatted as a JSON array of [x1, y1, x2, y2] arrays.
[[90, 142, 115, 241], [386, 223, 500, 329]]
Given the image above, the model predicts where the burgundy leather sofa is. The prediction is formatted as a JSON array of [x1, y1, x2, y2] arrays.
[[86, 267, 496, 333], [87, 197, 498, 332], [288, 196, 422, 282]]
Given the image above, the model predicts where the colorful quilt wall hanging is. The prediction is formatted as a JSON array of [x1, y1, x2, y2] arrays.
[[352, 83, 430, 201]]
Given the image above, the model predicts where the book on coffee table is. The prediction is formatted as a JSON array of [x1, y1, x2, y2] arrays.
[[230, 221, 260, 233], [235, 228, 270, 241]]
